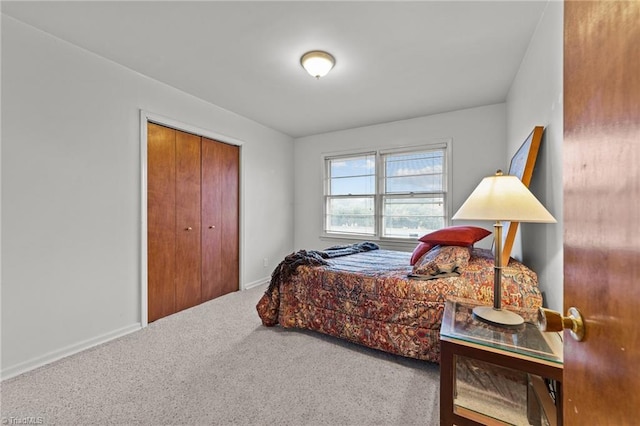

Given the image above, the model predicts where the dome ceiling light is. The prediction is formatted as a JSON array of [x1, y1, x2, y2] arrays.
[[300, 50, 335, 79]]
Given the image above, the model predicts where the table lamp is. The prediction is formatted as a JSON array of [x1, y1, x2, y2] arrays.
[[452, 170, 556, 326]]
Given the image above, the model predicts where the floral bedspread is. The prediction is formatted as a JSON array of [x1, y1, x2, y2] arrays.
[[256, 248, 542, 363]]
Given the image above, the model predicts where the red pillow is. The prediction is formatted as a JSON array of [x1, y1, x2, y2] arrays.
[[410, 242, 435, 265], [418, 226, 491, 247]]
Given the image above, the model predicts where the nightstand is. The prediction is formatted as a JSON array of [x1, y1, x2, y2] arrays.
[[439, 300, 563, 426]]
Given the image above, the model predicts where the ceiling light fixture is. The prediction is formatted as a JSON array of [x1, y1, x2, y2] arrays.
[[300, 50, 335, 79]]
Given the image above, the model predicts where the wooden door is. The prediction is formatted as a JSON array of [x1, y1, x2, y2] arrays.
[[201, 138, 239, 300], [175, 130, 202, 312], [148, 123, 239, 321], [217, 141, 240, 296], [147, 123, 177, 322], [563, 1, 640, 424]]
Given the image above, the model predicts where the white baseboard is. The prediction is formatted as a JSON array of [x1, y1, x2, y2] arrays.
[[1, 323, 142, 381], [243, 277, 269, 290]]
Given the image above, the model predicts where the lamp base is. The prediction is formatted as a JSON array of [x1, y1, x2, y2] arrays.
[[472, 306, 525, 327]]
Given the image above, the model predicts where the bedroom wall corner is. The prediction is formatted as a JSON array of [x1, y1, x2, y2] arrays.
[[1, 16, 294, 378], [506, 0, 563, 312]]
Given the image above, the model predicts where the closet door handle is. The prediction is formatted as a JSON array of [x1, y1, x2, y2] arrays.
[[209, 225, 216, 229], [185, 227, 193, 231]]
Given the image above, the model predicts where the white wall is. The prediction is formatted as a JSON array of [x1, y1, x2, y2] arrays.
[[1, 17, 294, 378], [293, 104, 507, 252], [506, 1, 563, 311]]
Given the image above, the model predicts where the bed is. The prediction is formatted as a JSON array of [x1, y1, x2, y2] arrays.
[[256, 237, 543, 363]]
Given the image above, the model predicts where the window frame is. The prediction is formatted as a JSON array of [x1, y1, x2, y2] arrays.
[[321, 139, 452, 243]]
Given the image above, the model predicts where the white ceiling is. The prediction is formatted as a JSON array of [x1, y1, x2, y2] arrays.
[[2, 1, 548, 138]]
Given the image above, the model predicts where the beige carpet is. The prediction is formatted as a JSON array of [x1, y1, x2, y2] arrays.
[[1, 284, 441, 425]]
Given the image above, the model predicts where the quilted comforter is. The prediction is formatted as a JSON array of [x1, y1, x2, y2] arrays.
[[256, 248, 542, 363]]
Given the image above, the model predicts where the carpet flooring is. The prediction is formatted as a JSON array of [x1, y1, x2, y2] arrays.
[[1, 284, 441, 425]]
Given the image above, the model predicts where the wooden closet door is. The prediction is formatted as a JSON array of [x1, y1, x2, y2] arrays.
[[218, 142, 239, 296], [201, 138, 239, 300], [175, 130, 202, 312], [147, 123, 176, 322]]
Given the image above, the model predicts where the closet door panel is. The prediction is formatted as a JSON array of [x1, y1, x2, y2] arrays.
[[147, 123, 176, 322], [201, 138, 223, 301], [175, 130, 202, 312], [219, 142, 240, 296], [201, 139, 239, 300]]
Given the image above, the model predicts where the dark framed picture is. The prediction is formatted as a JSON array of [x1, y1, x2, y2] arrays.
[[500, 126, 544, 265]]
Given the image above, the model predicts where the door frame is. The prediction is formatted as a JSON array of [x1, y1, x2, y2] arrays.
[[140, 110, 244, 327]]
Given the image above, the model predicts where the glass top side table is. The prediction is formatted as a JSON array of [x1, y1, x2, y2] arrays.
[[440, 300, 563, 364], [439, 300, 563, 426]]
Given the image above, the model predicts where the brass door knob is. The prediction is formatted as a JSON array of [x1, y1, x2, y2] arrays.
[[185, 227, 193, 231], [538, 307, 585, 341]]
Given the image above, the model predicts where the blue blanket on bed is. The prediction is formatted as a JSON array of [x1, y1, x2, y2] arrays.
[[265, 242, 379, 296]]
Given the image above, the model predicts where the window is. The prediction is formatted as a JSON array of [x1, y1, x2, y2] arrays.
[[324, 142, 450, 239]]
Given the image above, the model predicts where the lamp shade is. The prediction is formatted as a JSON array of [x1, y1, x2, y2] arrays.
[[300, 51, 335, 78], [452, 173, 556, 223]]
